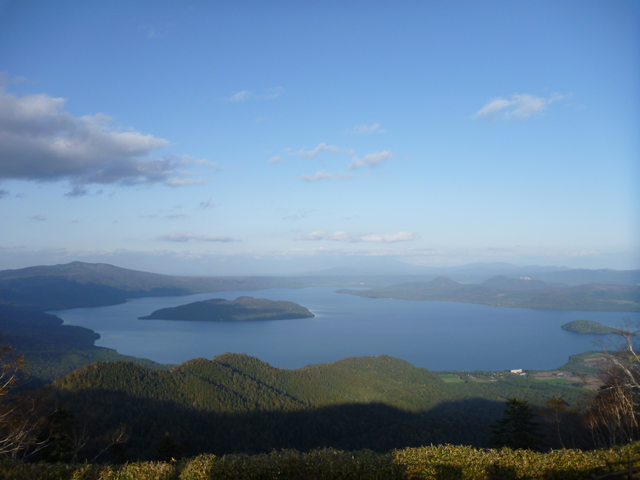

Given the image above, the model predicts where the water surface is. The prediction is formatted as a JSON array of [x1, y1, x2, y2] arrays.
[[52, 287, 638, 371]]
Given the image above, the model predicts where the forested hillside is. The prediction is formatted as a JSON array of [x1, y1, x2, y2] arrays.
[[48, 354, 588, 461], [0, 306, 168, 386], [338, 276, 640, 311]]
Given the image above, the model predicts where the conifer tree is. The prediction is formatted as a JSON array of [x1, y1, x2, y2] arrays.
[[491, 398, 543, 450]]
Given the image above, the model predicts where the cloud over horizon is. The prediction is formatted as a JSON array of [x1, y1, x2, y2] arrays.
[[475, 93, 566, 120], [157, 232, 240, 243], [296, 231, 418, 243]]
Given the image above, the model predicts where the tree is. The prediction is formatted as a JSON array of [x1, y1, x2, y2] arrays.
[[539, 397, 587, 450], [585, 319, 640, 447], [0, 342, 49, 458], [491, 398, 543, 450]]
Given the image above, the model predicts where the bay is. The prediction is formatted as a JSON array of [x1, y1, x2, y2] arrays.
[[52, 287, 639, 372]]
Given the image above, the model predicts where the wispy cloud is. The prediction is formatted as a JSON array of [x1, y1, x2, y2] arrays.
[[199, 199, 214, 209], [0, 190, 9, 199], [228, 90, 252, 102], [0, 71, 27, 86], [282, 209, 315, 221], [227, 87, 284, 102], [349, 150, 392, 170], [298, 170, 359, 182], [28, 214, 47, 221], [164, 177, 210, 187], [296, 231, 418, 243], [475, 93, 567, 120], [292, 143, 341, 160], [263, 87, 284, 99], [267, 155, 282, 164], [158, 232, 239, 243], [345, 123, 387, 135]]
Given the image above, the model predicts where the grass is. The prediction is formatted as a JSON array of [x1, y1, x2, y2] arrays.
[[438, 374, 464, 384]]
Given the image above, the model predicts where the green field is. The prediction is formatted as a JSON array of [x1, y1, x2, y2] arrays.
[[438, 374, 465, 383]]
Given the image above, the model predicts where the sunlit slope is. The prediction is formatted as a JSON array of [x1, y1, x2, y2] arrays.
[[49, 353, 588, 457]]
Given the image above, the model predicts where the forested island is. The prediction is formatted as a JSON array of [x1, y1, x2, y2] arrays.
[[138, 296, 315, 321], [561, 320, 624, 335]]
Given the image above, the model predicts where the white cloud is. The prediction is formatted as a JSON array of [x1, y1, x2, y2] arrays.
[[345, 123, 386, 135], [360, 232, 418, 242], [187, 158, 221, 169], [0, 87, 209, 187], [263, 87, 284, 99], [296, 231, 418, 243], [293, 143, 341, 159], [164, 177, 210, 187], [267, 155, 282, 164], [227, 87, 284, 102], [349, 150, 392, 170], [298, 170, 357, 182], [475, 93, 566, 120], [228, 90, 251, 102], [158, 232, 239, 242]]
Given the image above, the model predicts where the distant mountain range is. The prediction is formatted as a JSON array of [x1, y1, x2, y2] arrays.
[[0, 261, 638, 312], [337, 275, 640, 312], [303, 260, 640, 285]]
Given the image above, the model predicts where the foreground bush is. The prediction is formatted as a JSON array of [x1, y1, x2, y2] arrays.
[[0, 443, 638, 480]]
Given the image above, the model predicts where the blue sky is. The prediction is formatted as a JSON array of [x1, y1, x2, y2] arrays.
[[0, 0, 638, 275]]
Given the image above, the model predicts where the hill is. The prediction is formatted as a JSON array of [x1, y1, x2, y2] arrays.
[[139, 296, 314, 321], [0, 262, 308, 311], [337, 276, 640, 312], [1, 262, 638, 311], [48, 353, 588, 460], [0, 306, 168, 386]]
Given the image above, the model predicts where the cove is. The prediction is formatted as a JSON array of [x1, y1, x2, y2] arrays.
[[51, 287, 639, 372]]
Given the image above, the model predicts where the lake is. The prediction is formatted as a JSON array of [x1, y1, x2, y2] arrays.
[[52, 287, 639, 372]]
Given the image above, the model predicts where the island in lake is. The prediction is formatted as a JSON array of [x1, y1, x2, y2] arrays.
[[561, 320, 623, 335], [139, 296, 315, 322]]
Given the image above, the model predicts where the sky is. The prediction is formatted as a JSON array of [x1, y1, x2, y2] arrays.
[[0, 0, 638, 276]]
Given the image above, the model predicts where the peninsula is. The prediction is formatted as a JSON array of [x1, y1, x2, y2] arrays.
[[561, 320, 624, 335], [139, 296, 315, 322]]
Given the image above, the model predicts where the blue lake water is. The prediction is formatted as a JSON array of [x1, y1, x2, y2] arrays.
[[52, 287, 639, 372]]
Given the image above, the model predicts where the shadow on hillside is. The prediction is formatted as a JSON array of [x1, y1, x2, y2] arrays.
[[48, 387, 507, 462]]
